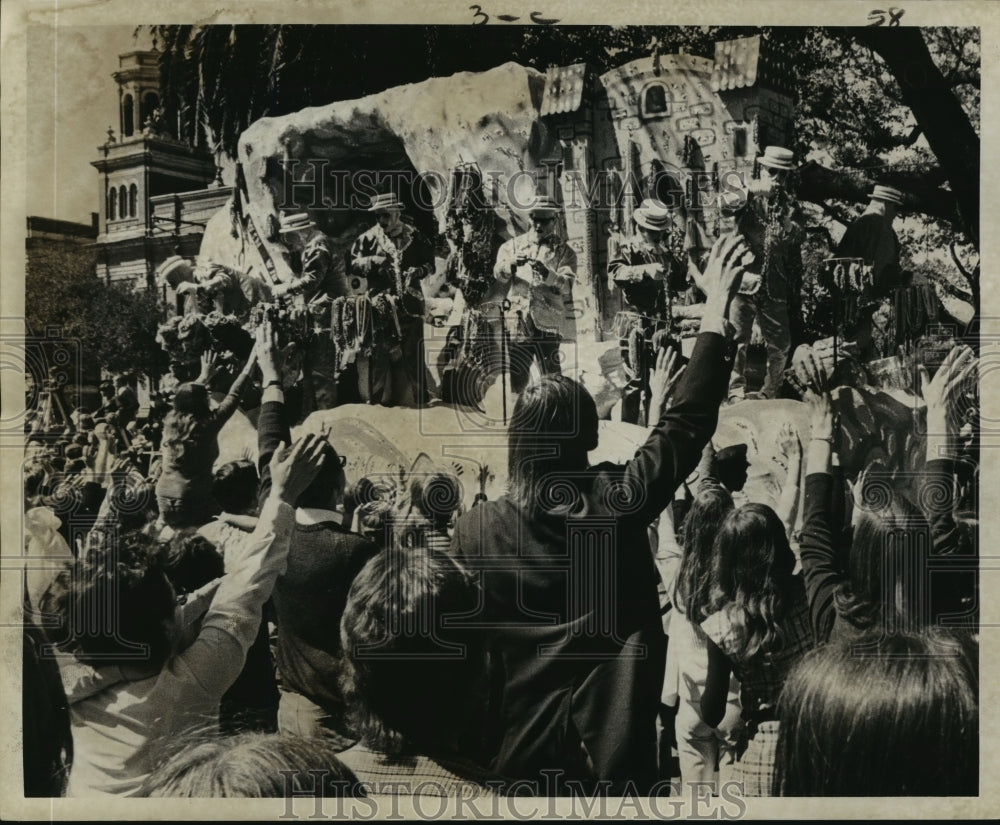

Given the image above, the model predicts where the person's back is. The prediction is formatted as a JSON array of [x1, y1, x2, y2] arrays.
[[453, 485, 665, 791], [452, 233, 746, 793], [272, 517, 378, 735]]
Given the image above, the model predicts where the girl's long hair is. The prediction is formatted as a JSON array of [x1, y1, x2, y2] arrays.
[[673, 483, 734, 621], [775, 629, 978, 796], [506, 375, 599, 520], [708, 503, 797, 658], [836, 489, 931, 632]]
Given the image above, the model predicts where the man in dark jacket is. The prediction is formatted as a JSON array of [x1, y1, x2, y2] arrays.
[[255, 319, 379, 739], [449, 233, 746, 795]]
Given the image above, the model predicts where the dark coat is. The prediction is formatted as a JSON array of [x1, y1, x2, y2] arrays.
[[450, 331, 731, 793]]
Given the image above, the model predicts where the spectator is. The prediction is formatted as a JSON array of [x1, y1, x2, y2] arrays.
[[140, 732, 359, 798], [394, 472, 462, 553], [255, 319, 380, 739], [42, 435, 326, 796], [661, 483, 743, 792], [700, 503, 817, 796], [338, 547, 500, 799], [155, 350, 257, 528], [774, 629, 977, 796], [798, 345, 978, 642], [450, 233, 748, 793]]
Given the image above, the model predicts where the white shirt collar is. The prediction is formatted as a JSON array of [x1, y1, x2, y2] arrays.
[[295, 507, 343, 526]]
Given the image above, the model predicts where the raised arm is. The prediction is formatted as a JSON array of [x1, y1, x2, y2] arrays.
[[774, 423, 802, 537], [210, 349, 259, 427], [255, 318, 293, 510], [797, 354, 841, 642], [920, 345, 977, 556], [147, 434, 326, 714], [653, 500, 684, 596], [619, 233, 747, 525]]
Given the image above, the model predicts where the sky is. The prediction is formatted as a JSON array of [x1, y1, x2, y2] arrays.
[[27, 24, 153, 224]]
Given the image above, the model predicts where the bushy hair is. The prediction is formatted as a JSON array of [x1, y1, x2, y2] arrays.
[[708, 503, 797, 658], [775, 629, 978, 796], [507, 374, 599, 519], [140, 731, 360, 797], [294, 441, 347, 510], [408, 473, 462, 531], [212, 459, 259, 515], [837, 490, 931, 632], [161, 411, 213, 476], [673, 483, 734, 621], [40, 530, 175, 669], [156, 530, 224, 595], [340, 548, 485, 757]]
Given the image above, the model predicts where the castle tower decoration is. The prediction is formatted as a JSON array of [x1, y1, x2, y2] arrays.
[[541, 35, 795, 336]]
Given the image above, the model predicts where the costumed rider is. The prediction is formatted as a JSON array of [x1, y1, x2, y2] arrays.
[[272, 211, 347, 304], [723, 145, 805, 402], [272, 211, 346, 414], [608, 198, 686, 424], [438, 182, 506, 408], [493, 194, 577, 394], [834, 185, 906, 360], [347, 192, 436, 407]]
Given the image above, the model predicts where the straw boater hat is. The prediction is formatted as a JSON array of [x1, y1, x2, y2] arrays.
[[525, 194, 561, 216], [366, 193, 405, 212], [758, 145, 797, 172], [278, 211, 316, 234], [633, 198, 672, 232], [869, 185, 903, 206]]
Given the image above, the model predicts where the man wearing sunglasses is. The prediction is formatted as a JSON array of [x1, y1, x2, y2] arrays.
[[493, 194, 578, 394]]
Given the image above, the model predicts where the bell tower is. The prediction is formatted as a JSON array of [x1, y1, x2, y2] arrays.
[[115, 50, 164, 140], [92, 49, 216, 285]]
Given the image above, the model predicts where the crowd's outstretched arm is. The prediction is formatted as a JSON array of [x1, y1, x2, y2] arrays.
[[617, 233, 747, 527]]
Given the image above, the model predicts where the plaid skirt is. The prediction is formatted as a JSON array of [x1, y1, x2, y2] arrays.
[[735, 720, 780, 797]]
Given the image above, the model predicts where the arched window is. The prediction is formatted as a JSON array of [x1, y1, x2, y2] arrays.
[[141, 92, 160, 130], [119, 185, 128, 220], [129, 184, 138, 218], [108, 187, 117, 220], [123, 94, 134, 137], [641, 83, 670, 118]]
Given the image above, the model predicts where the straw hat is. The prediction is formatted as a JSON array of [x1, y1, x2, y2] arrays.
[[758, 146, 797, 171], [366, 193, 405, 212], [633, 198, 672, 232], [278, 211, 317, 234], [869, 185, 903, 206]]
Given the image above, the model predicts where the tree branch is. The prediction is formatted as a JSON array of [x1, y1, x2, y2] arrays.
[[798, 160, 959, 224]]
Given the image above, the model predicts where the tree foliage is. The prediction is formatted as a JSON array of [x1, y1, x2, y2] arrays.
[[26, 243, 166, 378]]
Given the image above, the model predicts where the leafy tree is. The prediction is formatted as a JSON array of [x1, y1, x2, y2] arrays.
[[76, 282, 168, 378], [25, 240, 97, 337], [26, 242, 166, 379]]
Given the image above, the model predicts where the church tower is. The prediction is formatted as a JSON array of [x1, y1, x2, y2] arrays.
[[91, 50, 217, 286]]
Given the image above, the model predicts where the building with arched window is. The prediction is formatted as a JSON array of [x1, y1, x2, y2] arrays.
[[92, 50, 223, 286]]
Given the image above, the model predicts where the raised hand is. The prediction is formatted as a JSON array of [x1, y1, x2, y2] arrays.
[[699, 233, 751, 328], [919, 345, 977, 435], [197, 350, 220, 385], [648, 347, 687, 420], [778, 421, 801, 458], [804, 386, 834, 442], [269, 434, 327, 506], [256, 317, 280, 386]]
